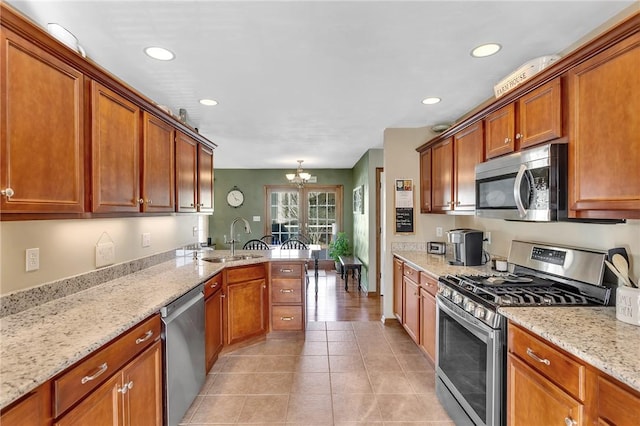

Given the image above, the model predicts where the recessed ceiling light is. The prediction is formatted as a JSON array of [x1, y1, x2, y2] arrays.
[[471, 43, 502, 58], [199, 99, 218, 106], [144, 46, 175, 61], [422, 97, 441, 105]]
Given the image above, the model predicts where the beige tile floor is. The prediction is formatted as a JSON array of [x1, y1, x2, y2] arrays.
[[180, 321, 454, 425]]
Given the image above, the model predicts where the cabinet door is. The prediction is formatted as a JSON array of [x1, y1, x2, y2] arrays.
[[205, 287, 224, 372], [419, 149, 432, 213], [225, 278, 267, 345], [91, 81, 140, 213], [393, 258, 403, 322], [1, 28, 85, 213], [419, 287, 436, 364], [517, 78, 561, 149], [507, 353, 583, 426], [54, 372, 121, 426], [485, 103, 515, 159], [198, 144, 214, 213], [453, 123, 484, 211], [121, 341, 162, 426], [0, 383, 51, 426], [402, 276, 419, 343], [567, 33, 640, 219], [141, 112, 174, 212], [431, 137, 454, 212], [175, 131, 198, 212]]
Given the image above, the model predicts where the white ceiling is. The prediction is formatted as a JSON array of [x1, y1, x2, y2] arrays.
[[8, 0, 636, 169]]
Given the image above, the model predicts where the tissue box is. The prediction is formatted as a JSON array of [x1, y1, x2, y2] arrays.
[[616, 287, 640, 326]]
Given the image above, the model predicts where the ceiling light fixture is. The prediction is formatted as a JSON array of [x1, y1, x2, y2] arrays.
[[199, 99, 218, 106], [286, 160, 311, 188], [471, 43, 502, 58], [144, 46, 175, 61], [422, 97, 441, 105]]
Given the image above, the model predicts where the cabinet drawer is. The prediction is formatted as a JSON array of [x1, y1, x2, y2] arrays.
[[53, 314, 161, 417], [403, 263, 419, 282], [420, 271, 438, 297], [272, 278, 302, 303], [271, 263, 303, 278], [227, 264, 265, 283], [597, 375, 640, 425], [271, 306, 303, 331], [204, 273, 222, 299], [508, 324, 585, 400]]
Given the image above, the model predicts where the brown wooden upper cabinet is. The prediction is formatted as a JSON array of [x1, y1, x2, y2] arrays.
[[485, 78, 562, 159], [430, 123, 484, 213], [176, 131, 214, 213], [1, 27, 85, 213], [419, 149, 432, 213], [566, 32, 640, 220], [91, 81, 141, 213], [198, 144, 215, 213], [141, 112, 175, 213]]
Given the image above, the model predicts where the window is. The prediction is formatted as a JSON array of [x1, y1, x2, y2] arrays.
[[265, 185, 343, 248]]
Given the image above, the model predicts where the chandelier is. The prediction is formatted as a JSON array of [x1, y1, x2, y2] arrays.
[[286, 160, 311, 188]]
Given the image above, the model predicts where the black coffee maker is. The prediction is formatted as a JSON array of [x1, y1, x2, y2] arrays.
[[445, 229, 484, 266]]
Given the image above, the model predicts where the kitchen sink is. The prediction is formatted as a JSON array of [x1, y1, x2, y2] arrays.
[[201, 254, 264, 263]]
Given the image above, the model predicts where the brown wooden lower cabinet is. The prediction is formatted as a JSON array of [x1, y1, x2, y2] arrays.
[[224, 264, 268, 345], [393, 257, 403, 323], [418, 286, 436, 364], [402, 275, 420, 342], [270, 262, 305, 331], [204, 273, 224, 372], [0, 383, 52, 426]]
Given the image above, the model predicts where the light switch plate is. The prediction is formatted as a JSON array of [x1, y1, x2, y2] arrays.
[[96, 242, 115, 268], [253, 216, 260, 222]]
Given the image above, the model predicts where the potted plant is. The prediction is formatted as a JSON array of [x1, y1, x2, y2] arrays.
[[328, 232, 351, 273]]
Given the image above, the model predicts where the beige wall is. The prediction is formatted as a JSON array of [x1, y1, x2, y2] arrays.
[[382, 127, 640, 320], [0, 215, 207, 295]]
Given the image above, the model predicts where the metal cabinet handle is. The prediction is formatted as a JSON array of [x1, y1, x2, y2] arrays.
[[515, 133, 523, 139], [210, 281, 219, 289], [280, 288, 294, 293], [190, 203, 195, 207], [526, 348, 550, 365], [280, 316, 294, 321], [147, 199, 152, 205], [221, 293, 226, 298], [138, 198, 144, 205], [81, 362, 108, 384], [118, 380, 133, 394], [1, 188, 14, 198], [504, 137, 511, 144], [564, 416, 577, 426], [280, 268, 293, 273], [135, 330, 153, 344]]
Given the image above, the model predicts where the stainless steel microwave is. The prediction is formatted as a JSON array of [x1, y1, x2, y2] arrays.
[[475, 143, 566, 221]]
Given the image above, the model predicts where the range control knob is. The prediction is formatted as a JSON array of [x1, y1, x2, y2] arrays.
[[474, 306, 486, 319], [485, 310, 495, 324], [464, 300, 476, 313], [452, 292, 463, 305], [441, 287, 451, 298]]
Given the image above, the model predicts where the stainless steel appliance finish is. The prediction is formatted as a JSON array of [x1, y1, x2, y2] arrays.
[[161, 284, 205, 426], [428, 241, 446, 255], [445, 229, 484, 266], [435, 240, 613, 426], [475, 143, 565, 221]]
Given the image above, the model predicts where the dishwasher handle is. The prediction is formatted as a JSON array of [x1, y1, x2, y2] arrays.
[[161, 285, 204, 323]]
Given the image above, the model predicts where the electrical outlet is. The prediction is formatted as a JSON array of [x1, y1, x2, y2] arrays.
[[436, 227, 443, 237], [485, 231, 492, 244], [141, 233, 151, 247], [192, 226, 198, 236], [26, 248, 39, 272], [96, 242, 115, 268]]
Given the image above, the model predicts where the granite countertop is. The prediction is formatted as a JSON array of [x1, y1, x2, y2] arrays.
[[500, 306, 640, 393], [394, 250, 640, 393], [0, 250, 311, 409]]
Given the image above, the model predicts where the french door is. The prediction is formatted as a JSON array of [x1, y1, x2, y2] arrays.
[[265, 185, 343, 247]]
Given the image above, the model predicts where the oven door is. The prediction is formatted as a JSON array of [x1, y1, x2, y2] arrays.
[[436, 296, 504, 426]]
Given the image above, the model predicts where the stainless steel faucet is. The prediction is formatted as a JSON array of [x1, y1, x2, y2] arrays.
[[227, 217, 251, 256]]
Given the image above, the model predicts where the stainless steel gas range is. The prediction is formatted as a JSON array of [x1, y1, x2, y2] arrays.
[[435, 240, 614, 426]]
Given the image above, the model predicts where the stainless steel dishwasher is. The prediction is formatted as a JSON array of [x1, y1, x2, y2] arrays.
[[161, 283, 205, 426]]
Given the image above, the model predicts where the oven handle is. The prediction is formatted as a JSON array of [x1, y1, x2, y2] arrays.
[[437, 296, 494, 344], [513, 163, 528, 218]]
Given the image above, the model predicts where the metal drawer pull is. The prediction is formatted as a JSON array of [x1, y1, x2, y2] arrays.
[[117, 380, 134, 394], [135, 330, 154, 344], [280, 268, 293, 273], [280, 316, 294, 321], [81, 362, 108, 384], [280, 288, 294, 293], [526, 348, 550, 365], [210, 281, 219, 289]]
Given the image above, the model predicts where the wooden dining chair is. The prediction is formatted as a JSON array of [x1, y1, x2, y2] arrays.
[[280, 238, 308, 250], [242, 239, 271, 250], [260, 235, 280, 245]]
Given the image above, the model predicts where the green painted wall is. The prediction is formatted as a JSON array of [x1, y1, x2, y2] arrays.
[[210, 169, 354, 254], [352, 153, 370, 287]]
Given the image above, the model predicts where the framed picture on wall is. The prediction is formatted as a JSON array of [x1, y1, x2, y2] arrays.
[[353, 185, 364, 214]]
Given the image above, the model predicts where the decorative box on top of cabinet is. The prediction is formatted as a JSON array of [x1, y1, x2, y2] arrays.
[[1, 26, 85, 214]]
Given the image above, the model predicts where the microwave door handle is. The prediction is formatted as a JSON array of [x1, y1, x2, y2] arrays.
[[513, 164, 528, 218]]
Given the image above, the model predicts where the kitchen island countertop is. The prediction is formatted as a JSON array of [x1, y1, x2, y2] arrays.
[[0, 249, 310, 410]]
